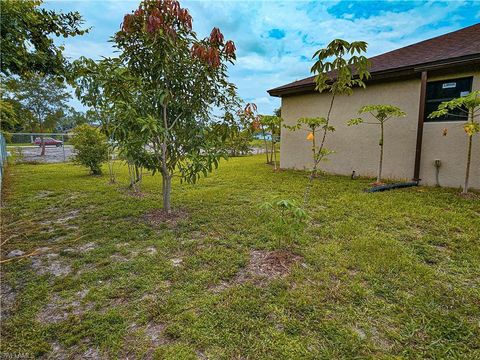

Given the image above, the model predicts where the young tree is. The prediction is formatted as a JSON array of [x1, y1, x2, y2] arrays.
[[260, 115, 282, 170], [71, 124, 109, 175], [286, 39, 370, 204], [260, 199, 307, 249], [348, 105, 406, 184], [224, 108, 256, 157], [1, 0, 87, 77], [6, 75, 71, 155], [429, 90, 480, 194], [74, 0, 238, 213], [243, 103, 269, 163]]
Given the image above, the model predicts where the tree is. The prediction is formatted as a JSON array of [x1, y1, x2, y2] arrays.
[[244, 103, 270, 163], [71, 124, 108, 175], [260, 114, 282, 170], [286, 39, 370, 204], [429, 90, 480, 194], [56, 108, 93, 132], [1, 0, 87, 77], [243, 103, 282, 166], [73, 0, 238, 213], [6, 75, 71, 155], [348, 105, 406, 184], [224, 109, 255, 157]]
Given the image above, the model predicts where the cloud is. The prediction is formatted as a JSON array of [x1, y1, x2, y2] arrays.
[[42, 0, 480, 115]]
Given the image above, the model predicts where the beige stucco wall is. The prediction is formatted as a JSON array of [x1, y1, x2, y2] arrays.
[[280, 71, 480, 189]]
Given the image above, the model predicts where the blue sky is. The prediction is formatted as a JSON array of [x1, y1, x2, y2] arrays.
[[43, 0, 480, 114]]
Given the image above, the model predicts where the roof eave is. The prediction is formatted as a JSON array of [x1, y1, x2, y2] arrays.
[[267, 54, 480, 97]]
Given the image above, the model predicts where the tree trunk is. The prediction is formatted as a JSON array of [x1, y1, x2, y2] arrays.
[[107, 149, 115, 183], [135, 164, 141, 183], [303, 94, 336, 207], [162, 174, 172, 213], [377, 122, 384, 183], [161, 104, 172, 213], [39, 118, 46, 156], [270, 139, 275, 164], [40, 134, 46, 156], [261, 125, 269, 163], [463, 134, 472, 194], [272, 141, 277, 170]]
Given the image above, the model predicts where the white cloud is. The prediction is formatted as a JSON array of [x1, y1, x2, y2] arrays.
[[43, 0, 478, 115]]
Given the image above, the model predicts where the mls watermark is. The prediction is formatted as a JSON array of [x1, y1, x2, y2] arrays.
[[0, 352, 33, 360]]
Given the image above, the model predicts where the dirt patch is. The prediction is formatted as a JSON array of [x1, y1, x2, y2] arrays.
[[37, 289, 91, 324], [145, 323, 169, 346], [145, 247, 157, 256], [110, 254, 130, 262], [35, 190, 55, 199], [144, 209, 188, 228], [78, 242, 96, 253], [1, 283, 17, 321], [170, 258, 183, 267], [458, 192, 480, 200], [242, 250, 302, 279], [31, 253, 71, 277], [121, 187, 146, 199], [79, 347, 101, 359], [56, 210, 80, 224], [212, 250, 302, 291]]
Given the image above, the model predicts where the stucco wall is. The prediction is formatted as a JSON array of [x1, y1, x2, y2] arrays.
[[280, 71, 480, 189]]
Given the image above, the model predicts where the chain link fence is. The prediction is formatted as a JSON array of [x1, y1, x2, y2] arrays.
[[6, 133, 74, 164]]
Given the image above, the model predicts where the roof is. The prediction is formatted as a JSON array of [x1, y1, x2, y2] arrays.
[[268, 23, 480, 97]]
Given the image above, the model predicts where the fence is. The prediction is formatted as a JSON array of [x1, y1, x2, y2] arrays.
[[6, 132, 74, 164], [0, 133, 7, 187]]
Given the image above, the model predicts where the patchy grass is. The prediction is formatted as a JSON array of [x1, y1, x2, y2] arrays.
[[1, 155, 479, 359]]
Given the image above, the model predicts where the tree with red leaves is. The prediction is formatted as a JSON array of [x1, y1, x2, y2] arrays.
[[75, 0, 238, 213]]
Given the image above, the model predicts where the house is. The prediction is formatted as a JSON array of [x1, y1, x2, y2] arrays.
[[268, 23, 480, 189]]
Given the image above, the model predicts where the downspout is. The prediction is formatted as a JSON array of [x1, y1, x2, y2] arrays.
[[413, 71, 427, 182]]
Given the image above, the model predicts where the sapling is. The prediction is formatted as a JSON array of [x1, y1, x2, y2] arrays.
[[260, 115, 282, 170], [429, 90, 480, 194], [348, 104, 406, 184], [261, 199, 307, 249], [286, 39, 370, 205]]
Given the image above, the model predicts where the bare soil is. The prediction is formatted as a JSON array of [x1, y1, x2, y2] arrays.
[[212, 249, 302, 292], [143, 209, 188, 228]]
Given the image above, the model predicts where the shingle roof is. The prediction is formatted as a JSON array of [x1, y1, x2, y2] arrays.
[[268, 23, 480, 96]]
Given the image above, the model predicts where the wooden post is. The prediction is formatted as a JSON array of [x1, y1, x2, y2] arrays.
[[413, 71, 427, 182]]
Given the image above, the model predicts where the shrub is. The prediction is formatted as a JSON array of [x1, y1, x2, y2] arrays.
[[71, 124, 108, 175]]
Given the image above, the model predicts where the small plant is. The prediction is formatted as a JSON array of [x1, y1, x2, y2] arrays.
[[429, 90, 479, 194], [260, 199, 307, 249], [348, 104, 406, 184], [71, 124, 109, 175]]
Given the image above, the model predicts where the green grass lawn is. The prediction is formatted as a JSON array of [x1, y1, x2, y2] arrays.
[[1, 155, 479, 359]]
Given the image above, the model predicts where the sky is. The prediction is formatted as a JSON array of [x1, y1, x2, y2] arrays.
[[43, 0, 480, 114]]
